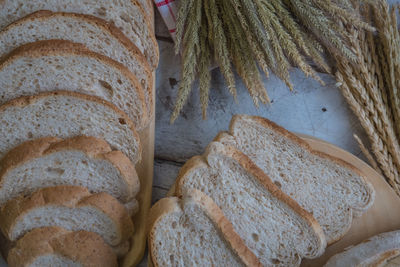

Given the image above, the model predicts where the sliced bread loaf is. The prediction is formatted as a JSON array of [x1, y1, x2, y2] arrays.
[[7, 227, 117, 267], [0, 91, 141, 164], [324, 230, 400, 267], [0, 0, 159, 68], [214, 115, 375, 244], [0, 136, 140, 206], [0, 11, 153, 114], [0, 186, 134, 246], [175, 142, 326, 266], [149, 189, 261, 267], [0, 40, 149, 129], [138, 0, 154, 19]]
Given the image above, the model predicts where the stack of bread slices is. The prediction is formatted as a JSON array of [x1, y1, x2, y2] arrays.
[[149, 115, 376, 267], [0, 1, 157, 266]]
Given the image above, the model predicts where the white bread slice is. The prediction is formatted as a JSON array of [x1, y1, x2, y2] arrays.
[[0, 11, 153, 115], [0, 186, 134, 246], [7, 227, 117, 267], [138, 0, 154, 18], [148, 189, 262, 267], [0, 91, 141, 164], [175, 142, 326, 266], [0, 0, 159, 68], [0, 136, 140, 206], [324, 230, 400, 267], [0, 40, 149, 129], [214, 115, 375, 244]]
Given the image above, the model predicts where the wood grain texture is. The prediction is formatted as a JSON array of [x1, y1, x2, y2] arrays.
[[300, 135, 400, 267], [122, 73, 155, 267]]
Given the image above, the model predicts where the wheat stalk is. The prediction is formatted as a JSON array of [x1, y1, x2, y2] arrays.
[[330, 0, 400, 195], [172, 0, 370, 120]]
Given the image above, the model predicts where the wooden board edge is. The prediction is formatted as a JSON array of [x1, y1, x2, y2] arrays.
[[298, 134, 400, 266], [122, 71, 155, 267]]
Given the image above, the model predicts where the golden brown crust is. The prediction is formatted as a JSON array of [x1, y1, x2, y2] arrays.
[[0, 1, 158, 68], [0, 136, 140, 199], [213, 131, 232, 142], [0, 39, 149, 128], [370, 250, 400, 267], [148, 193, 262, 267], [230, 115, 375, 214], [137, 0, 154, 19], [174, 142, 326, 258], [0, 10, 154, 112], [100, 150, 140, 196], [186, 189, 262, 267], [0, 186, 134, 245], [0, 90, 142, 163], [7, 227, 118, 267], [0, 137, 63, 177], [148, 197, 182, 267], [130, 0, 159, 68], [80, 192, 134, 242]]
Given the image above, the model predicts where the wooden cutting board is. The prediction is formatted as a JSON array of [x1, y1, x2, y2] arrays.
[[299, 135, 400, 267], [122, 73, 155, 267]]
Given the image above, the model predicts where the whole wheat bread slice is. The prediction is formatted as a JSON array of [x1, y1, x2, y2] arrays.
[[148, 189, 262, 267], [0, 11, 153, 115], [7, 227, 117, 267], [137, 0, 154, 19], [0, 136, 140, 206], [0, 40, 149, 129], [0, 186, 134, 246], [214, 115, 375, 244], [0, 0, 159, 68], [324, 230, 400, 267], [175, 142, 326, 266], [0, 91, 141, 164]]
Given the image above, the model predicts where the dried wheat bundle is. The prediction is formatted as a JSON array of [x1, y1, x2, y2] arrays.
[[171, 0, 371, 122], [333, 1, 400, 195]]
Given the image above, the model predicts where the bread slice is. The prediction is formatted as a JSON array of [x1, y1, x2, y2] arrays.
[[0, 229, 130, 260], [175, 142, 326, 266], [214, 115, 375, 244], [324, 230, 400, 267], [0, 91, 141, 164], [0, 0, 159, 68], [7, 227, 117, 267], [0, 40, 149, 129], [0, 11, 154, 115], [0, 136, 139, 206], [148, 189, 261, 267], [138, 0, 154, 18], [0, 186, 134, 246]]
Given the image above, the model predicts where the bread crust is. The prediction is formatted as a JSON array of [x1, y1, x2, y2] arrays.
[[325, 230, 400, 267], [148, 190, 262, 267], [129, 0, 159, 68], [0, 10, 154, 112], [230, 115, 375, 210], [7, 226, 118, 267], [0, 186, 134, 245], [175, 142, 327, 259], [0, 0, 159, 68], [0, 136, 140, 201], [0, 90, 142, 163], [0, 39, 149, 128], [227, 115, 375, 243]]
